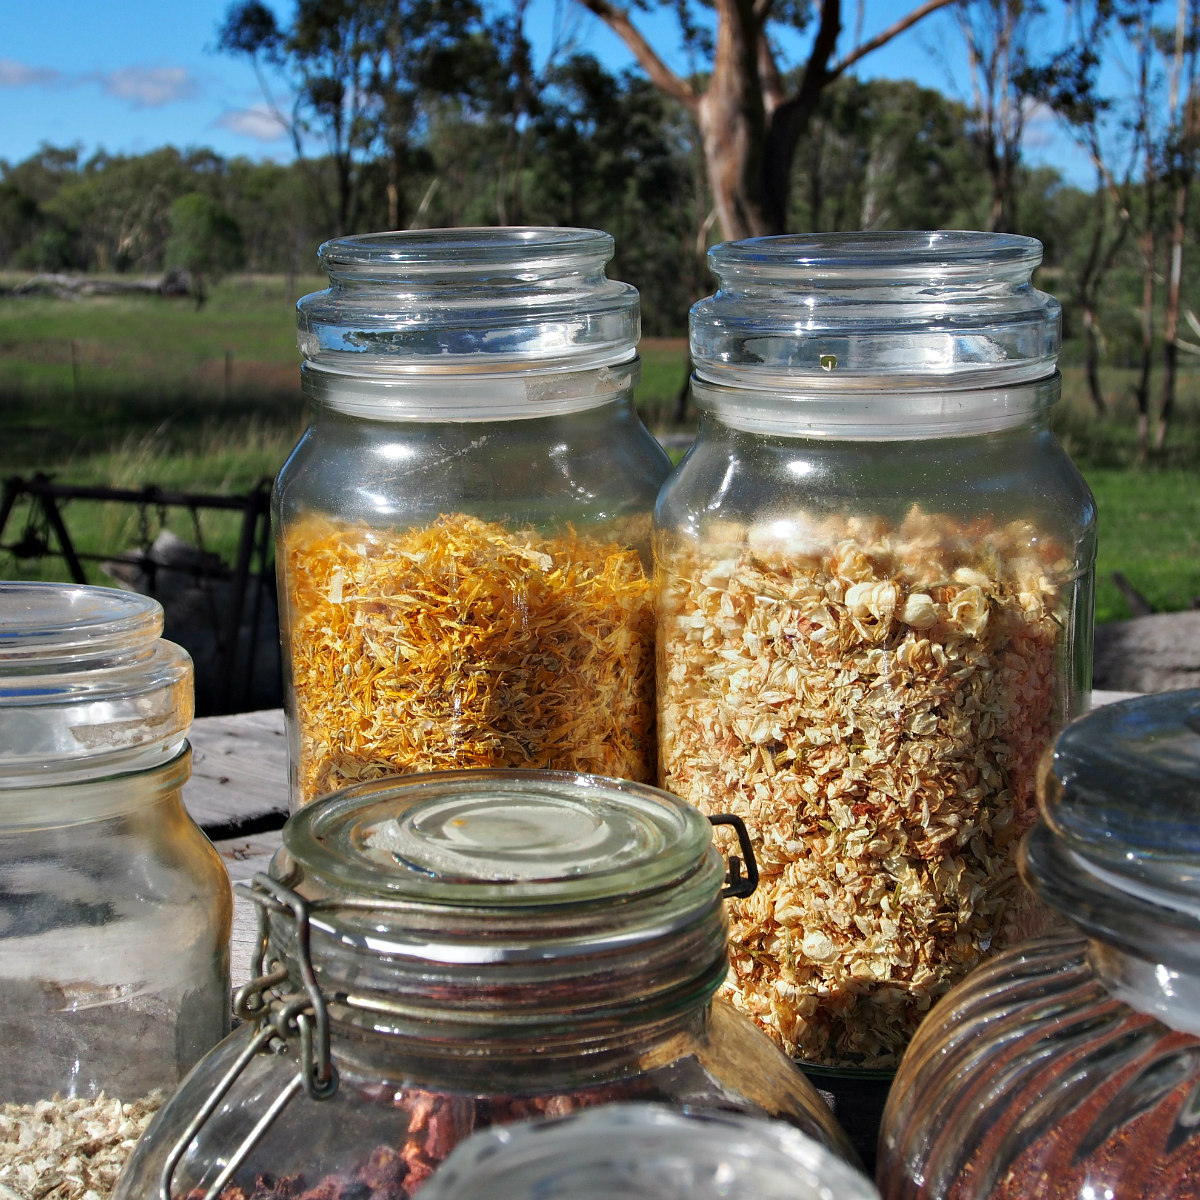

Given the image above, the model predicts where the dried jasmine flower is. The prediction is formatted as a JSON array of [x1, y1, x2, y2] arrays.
[[282, 512, 656, 804], [657, 506, 1073, 1069], [0, 1093, 162, 1200]]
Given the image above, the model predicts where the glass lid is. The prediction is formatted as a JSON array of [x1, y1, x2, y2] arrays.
[[298, 226, 640, 376], [419, 1103, 880, 1200], [691, 230, 1060, 393], [0, 580, 163, 665], [283, 769, 715, 906], [0, 582, 192, 784], [1024, 690, 1200, 958]]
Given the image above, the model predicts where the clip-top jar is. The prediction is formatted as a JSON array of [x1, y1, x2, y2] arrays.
[[0, 582, 232, 1105], [275, 227, 671, 808], [655, 231, 1096, 1072], [878, 689, 1200, 1199], [112, 769, 856, 1200]]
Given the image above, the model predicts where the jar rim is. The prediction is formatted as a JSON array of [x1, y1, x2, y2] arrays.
[[318, 226, 615, 277], [420, 1102, 880, 1200], [688, 372, 1059, 437], [709, 229, 1042, 280], [0, 582, 192, 781]]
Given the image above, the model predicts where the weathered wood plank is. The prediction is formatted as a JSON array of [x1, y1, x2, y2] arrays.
[[186, 710, 290, 989], [211, 832, 283, 989], [185, 708, 289, 830]]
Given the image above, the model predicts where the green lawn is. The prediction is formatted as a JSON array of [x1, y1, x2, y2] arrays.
[[1087, 466, 1200, 621]]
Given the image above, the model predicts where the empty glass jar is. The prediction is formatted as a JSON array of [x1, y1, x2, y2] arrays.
[[112, 770, 856, 1200], [877, 689, 1200, 1199], [275, 227, 670, 808], [421, 1103, 881, 1200], [656, 232, 1097, 1072], [0, 582, 232, 1105]]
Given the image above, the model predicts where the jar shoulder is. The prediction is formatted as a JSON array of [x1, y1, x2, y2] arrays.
[[878, 933, 1200, 1200], [656, 428, 1095, 549], [117, 1004, 854, 1200], [275, 402, 670, 527]]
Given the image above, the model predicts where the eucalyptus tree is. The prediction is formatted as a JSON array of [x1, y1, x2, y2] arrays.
[[217, 0, 526, 234], [569, 0, 959, 238]]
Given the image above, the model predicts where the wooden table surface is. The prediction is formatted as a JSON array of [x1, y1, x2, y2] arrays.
[[186, 692, 1144, 990], [184, 708, 289, 987]]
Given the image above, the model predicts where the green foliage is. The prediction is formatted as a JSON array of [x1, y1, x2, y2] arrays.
[[1088, 466, 1200, 621], [785, 76, 989, 232], [165, 193, 245, 304], [217, 0, 523, 233]]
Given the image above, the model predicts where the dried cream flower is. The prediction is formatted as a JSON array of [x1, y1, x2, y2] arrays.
[[657, 505, 1071, 1068]]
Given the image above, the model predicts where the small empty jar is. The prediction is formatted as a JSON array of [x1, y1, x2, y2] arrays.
[[420, 1103, 881, 1200], [0, 582, 232, 1105]]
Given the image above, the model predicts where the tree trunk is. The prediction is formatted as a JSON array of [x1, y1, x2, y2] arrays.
[[1081, 307, 1105, 416], [574, 0, 954, 241], [1156, 181, 1188, 454], [1134, 227, 1156, 464], [695, 0, 770, 240]]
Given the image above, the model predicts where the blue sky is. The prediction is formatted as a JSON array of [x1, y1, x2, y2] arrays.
[[0, 0, 1091, 183]]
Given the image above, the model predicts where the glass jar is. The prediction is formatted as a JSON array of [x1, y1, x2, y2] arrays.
[[421, 1102, 881, 1199], [877, 688, 1200, 1200], [0, 582, 233, 1106], [112, 770, 857, 1200], [655, 232, 1097, 1072], [275, 227, 671, 808]]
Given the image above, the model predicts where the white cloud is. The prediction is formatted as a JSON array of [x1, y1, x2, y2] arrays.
[[216, 105, 289, 142], [0, 59, 64, 87], [102, 66, 197, 107]]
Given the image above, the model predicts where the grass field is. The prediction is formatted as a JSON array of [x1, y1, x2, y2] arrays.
[[2, 274, 1198, 625]]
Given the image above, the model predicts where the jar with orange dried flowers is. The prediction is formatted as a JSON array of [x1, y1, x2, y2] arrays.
[[274, 228, 670, 808]]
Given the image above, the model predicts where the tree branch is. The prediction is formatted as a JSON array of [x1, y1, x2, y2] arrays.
[[574, 0, 700, 111], [832, 0, 958, 79], [758, 28, 786, 114]]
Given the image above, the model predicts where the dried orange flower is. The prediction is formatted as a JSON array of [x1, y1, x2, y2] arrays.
[[282, 512, 655, 804], [657, 506, 1077, 1069]]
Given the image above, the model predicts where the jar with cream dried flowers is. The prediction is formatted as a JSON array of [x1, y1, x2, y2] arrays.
[[274, 228, 670, 809], [654, 232, 1096, 1082]]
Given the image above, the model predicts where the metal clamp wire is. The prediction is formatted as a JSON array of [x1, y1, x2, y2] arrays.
[[236, 875, 338, 1099], [158, 1022, 281, 1200], [707, 813, 760, 899]]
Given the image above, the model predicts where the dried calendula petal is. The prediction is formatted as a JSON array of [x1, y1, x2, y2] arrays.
[[283, 512, 656, 804], [657, 506, 1070, 1069]]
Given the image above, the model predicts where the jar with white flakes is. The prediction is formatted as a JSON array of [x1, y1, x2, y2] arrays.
[[654, 231, 1096, 1087]]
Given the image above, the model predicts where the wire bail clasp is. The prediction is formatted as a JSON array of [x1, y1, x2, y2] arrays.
[[158, 875, 338, 1200], [707, 813, 759, 899]]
